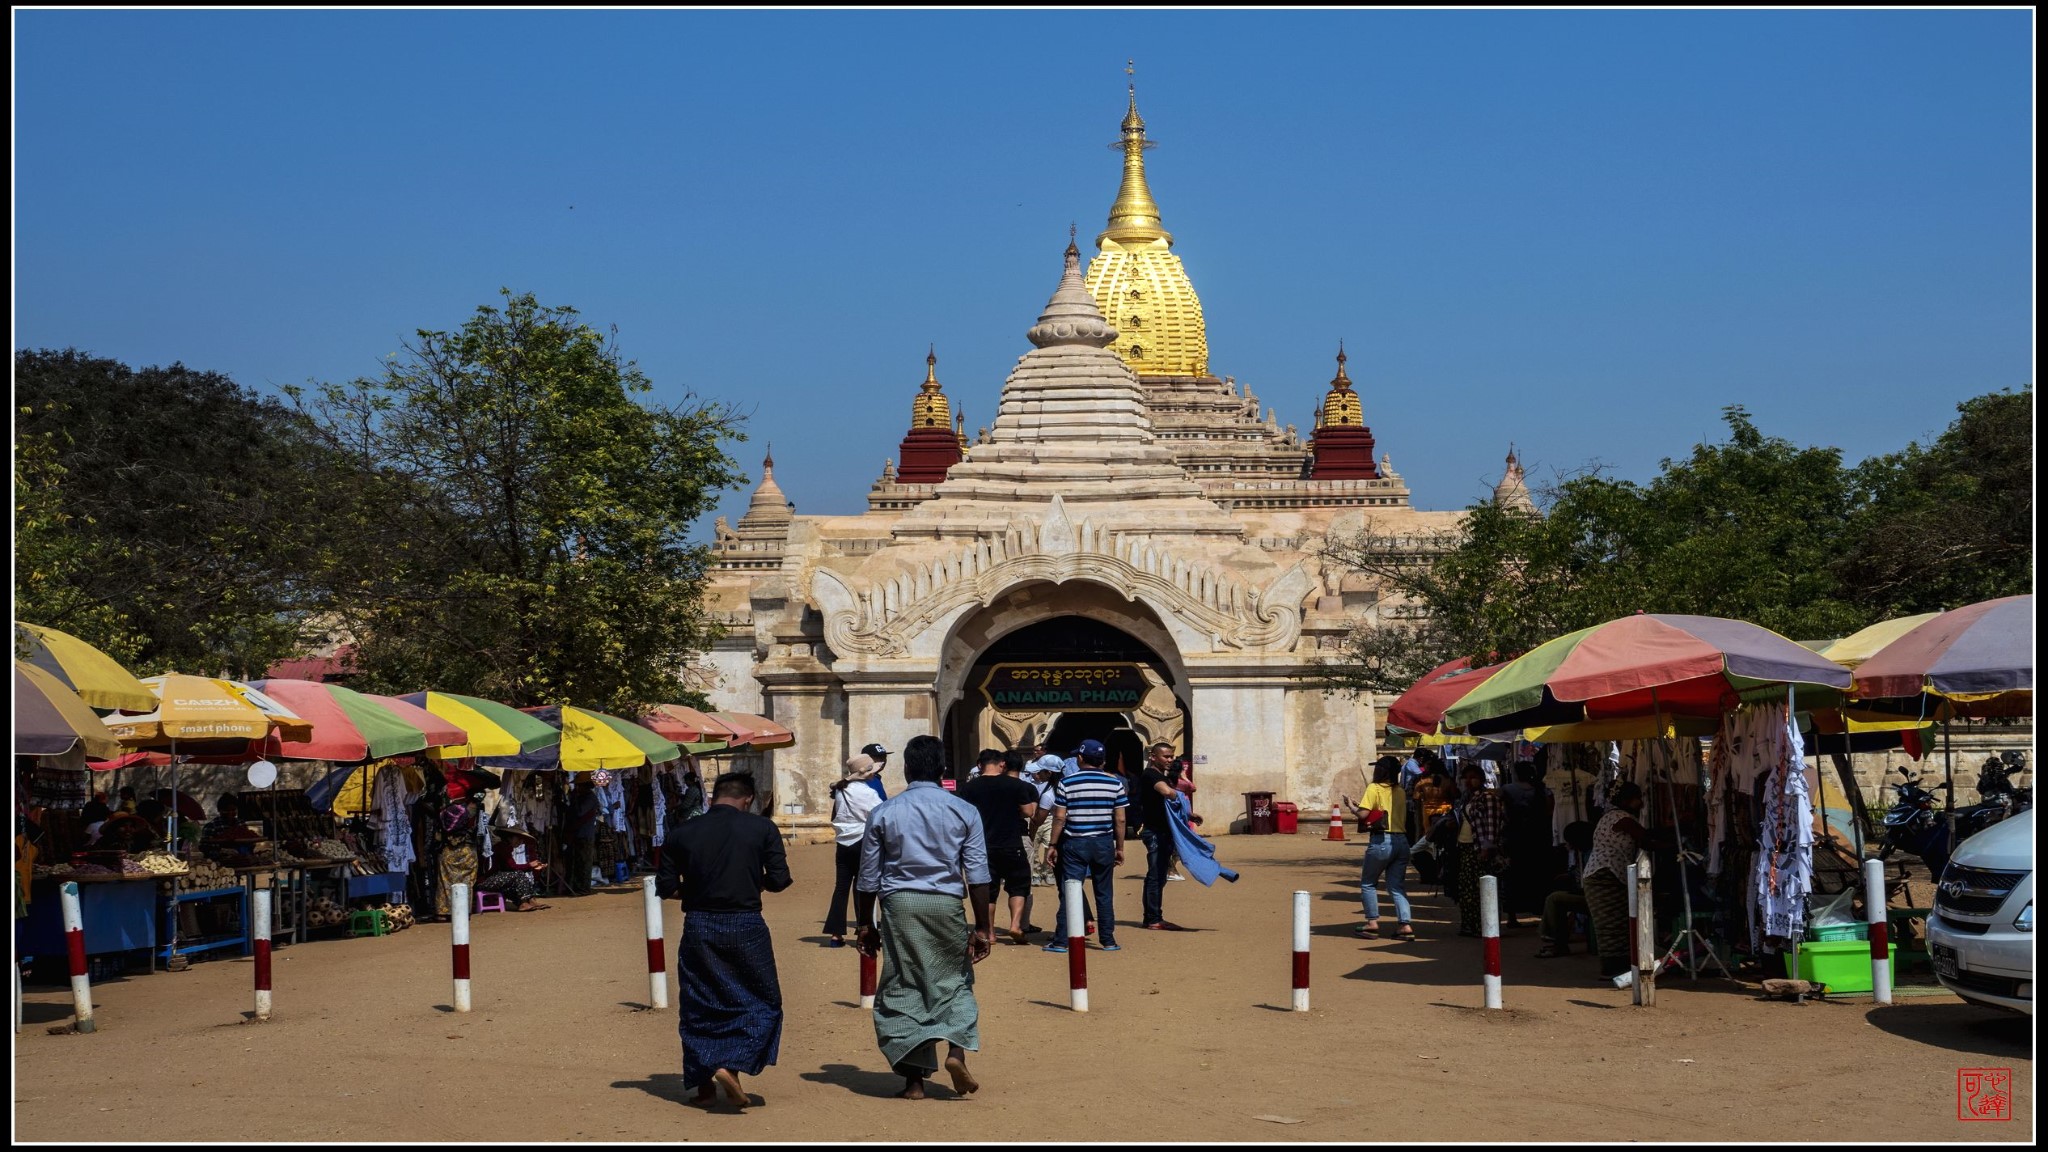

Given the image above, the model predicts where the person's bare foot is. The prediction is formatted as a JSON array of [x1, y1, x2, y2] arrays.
[[945, 1052, 980, 1096], [895, 1077, 927, 1100], [712, 1068, 749, 1109]]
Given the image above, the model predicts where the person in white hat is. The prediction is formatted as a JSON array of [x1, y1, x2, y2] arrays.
[[824, 753, 886, 947]]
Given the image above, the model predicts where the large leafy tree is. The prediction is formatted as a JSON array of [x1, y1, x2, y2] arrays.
[[1835, 387, 2033, 616], [1321, 403, 1981, 695], [14, 350, 337, 675], [292, 290, 746, 712]]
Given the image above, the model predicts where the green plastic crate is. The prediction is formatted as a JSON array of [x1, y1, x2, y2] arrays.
[[1810, 923, 1868, 942], [1782, 938, 1894, 993]]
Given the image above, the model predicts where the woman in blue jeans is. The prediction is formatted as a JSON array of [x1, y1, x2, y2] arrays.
[[1344, 757, 1416, 941]]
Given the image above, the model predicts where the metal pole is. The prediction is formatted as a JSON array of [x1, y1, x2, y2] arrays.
[[1863, 858, 1893, 1004], [1063, 878, 1088, 1012], [252, 886, 273, 1020], [1943, 719, 1956, 853], [450, 881, 472, 1012], [60, 881, 96, 1032], [641, 876, 667, 1011], [1291, 890, 1311, 1011], [1479, 875, 1502, 1009]]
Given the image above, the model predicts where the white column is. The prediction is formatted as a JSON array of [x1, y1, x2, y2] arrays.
[[1479, 875, 1502, 1010], [1291, 890, 1311, 1011], [642, 876, 668, 1010], [1864, 858, 1893, 1005], [1063, 878, 1088, 1013], [60, 882, 94, 1034], [451, 882, 472, 1013]]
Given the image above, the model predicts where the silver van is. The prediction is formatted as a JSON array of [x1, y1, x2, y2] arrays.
[[1926, 809, 2033, 1014]]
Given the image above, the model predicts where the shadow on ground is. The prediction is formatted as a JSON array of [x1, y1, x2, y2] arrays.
[[1864, 1002, 2034, 1057]]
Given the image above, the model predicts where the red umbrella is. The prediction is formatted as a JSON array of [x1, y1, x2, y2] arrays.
[[1386, 658, 1509, 737], [640, 704, 739, 745]]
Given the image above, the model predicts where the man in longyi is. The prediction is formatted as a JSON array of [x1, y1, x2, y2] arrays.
[[657, 770, 792, 1109], [854, 734, 995, 1100]]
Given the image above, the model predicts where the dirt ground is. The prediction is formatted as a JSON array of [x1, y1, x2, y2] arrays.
[[12, 834, 2034, 1142]]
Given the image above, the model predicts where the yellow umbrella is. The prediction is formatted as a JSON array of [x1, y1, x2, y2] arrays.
[[557, 705, 658, 771], [105, 673, 312, 745], [16, 660, 125, 761], [14, 621, 156, 711], [1819, 613, 1942, 669]]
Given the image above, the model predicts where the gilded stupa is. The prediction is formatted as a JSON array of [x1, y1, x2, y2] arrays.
[[1084, 81, 1208, 378]]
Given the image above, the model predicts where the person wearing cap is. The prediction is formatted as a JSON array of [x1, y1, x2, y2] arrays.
[[824, 753, 887, 946], [1044, 738, 1128, 953], [855, 734, 993, 1100]]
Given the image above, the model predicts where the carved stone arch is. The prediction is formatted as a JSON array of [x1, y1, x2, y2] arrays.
[[932, 578, 1192, 717]]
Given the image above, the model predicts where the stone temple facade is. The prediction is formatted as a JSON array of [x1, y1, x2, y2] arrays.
[[704, 87, 1521, 829]]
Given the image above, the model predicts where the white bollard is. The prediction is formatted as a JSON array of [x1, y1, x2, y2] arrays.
[[1479, 874, 1503, 1010], [252, 887, 273, 1021], [1063, 878, 1088, 1013], [641, 876, 668, 1010], [1291, 890, 1311, 1011], [1633, 855, 1655, 1007], [60, 881, 95, 1033], [1863, 858, 1893, 1005], [450, 882, 472, 1013]]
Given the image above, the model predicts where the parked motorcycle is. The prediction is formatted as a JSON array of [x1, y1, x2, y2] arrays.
[[1877, 764, 2012, 881]]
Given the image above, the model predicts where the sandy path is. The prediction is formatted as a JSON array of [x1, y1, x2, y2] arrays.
[[12, 835, 2032, 1142]]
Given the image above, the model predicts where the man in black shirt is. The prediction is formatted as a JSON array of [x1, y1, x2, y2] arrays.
[[656, 771, 792, 1110], [958, 749, 1040, 944], [1136, 741, 1187, 931]]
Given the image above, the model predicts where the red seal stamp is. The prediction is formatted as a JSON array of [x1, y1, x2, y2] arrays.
[[1957, 1068, 2012, 1121]]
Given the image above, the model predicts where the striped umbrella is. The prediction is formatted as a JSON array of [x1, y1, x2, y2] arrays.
[[478, 705, 680, 771], [16, 660, 125, 761], [1443, 613, 1854, 734], [250, 679, 428, 762], [396, 691, 561, 760], [14, 621, 156, 711], [711, 711, 795, 750], [1852, 595, 2033, 714]]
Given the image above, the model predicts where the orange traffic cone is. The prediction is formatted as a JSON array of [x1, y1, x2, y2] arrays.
[[1326, 801, 1346, 842]]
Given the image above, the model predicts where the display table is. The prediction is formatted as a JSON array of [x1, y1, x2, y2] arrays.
[[162, 885, 249, 962], [346, 870, 409, 901], [16, 875, 159, 963]]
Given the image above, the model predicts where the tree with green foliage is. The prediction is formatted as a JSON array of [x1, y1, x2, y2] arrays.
[[14, 350, 338, 676], [1322, 398, 2028, 698], [291, 290, 746, 713], [1835, 387, 2033, 616]]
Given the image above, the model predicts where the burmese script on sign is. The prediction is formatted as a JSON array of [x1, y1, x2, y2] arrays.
[[980, 663, 1150, 712]]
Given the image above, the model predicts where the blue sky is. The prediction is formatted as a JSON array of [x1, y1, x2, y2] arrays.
[[15, 10, 2034, 536]]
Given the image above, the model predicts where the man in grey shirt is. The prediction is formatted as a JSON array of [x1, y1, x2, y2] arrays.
[[855, 734, 994, 1100]]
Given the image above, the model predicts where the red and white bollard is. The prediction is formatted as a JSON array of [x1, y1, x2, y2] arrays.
[[1479, 874, 1503, 1009], [252, 887, 273, 1021], [641, 876, 668, 1011], [1325, 802, 1346, 842], [1864, 858, 1893, 1005], [1063, 878, 1088, 1012], [60, 881, 95, 1033], [450, 881, 472, 1013], [1291, 890, 1311, 1011], [858, 947, 878, 1010]]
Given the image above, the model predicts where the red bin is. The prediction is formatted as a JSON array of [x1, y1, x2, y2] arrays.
[[1273, 802, 1300, 835]]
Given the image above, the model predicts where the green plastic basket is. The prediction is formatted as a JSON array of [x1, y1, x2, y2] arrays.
[[1783, 938, 1894, 993], [1810, 923, 1868, 942]]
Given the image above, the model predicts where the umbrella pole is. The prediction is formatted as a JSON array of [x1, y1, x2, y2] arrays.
[[1943, 718, 1956, 856]]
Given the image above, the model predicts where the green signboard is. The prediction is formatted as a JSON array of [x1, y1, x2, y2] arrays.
[[979, 663, 1150, 712]]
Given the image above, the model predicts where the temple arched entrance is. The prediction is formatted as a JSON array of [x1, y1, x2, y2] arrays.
[[936, 581, 1190, 776]]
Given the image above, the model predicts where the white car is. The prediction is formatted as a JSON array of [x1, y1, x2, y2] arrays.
[[1926, 809, 2033, 1015]]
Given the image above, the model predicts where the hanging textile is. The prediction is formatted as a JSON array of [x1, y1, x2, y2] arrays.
[[1541, 743, 1600, 847], [651, 764, 670, 849], [1750, 700, 1812, 947], [375, 764, 420, 877]]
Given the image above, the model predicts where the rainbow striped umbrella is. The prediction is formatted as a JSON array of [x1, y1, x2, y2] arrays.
[[396, 691, 561, 760]]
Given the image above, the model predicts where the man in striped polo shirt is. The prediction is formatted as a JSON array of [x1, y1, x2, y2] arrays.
[[1042, 739, 1128, 953]]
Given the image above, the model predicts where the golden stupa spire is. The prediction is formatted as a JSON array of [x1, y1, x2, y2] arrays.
[[911, 345, 952, 429], [1100, 60, 1170, 247], [1320, 341, 1365, 427]]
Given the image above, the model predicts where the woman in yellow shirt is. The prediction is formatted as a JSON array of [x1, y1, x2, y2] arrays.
[[1343, 757, 1416, 941]]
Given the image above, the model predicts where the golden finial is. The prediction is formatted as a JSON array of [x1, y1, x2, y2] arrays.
[[1101, 64, 1168, 247]]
